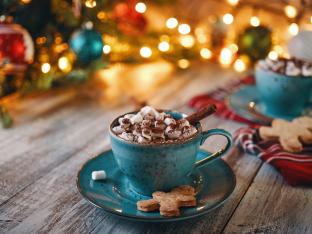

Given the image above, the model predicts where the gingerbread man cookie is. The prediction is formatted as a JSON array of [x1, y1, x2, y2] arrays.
[[136, 185, 196, 217], [259, 117, 312, 153]]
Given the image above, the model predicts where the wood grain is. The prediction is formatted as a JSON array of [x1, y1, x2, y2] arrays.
[[223, 162, 312, 234], [0, 63, 310, 234]]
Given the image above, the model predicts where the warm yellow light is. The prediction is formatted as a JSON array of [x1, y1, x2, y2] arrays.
[[284, 5, 297, 18], [41, 63, 51, 73], [268, 51, 278, 60], [97, 11, 106, 20], [288, 23, 299, 35], [135, 2, 146, 13], [179, 35, 195, 48], [58, 56, 71, 72], [250, 16, 260, 27], [310, 16, 312, 24], [219, 48, 233, 66], [20, 0, 31, 4], [103, 45, 111, 54], [223, 13, 234, 25], [228, 43, 238, 53], [273, 45, 283, 55], [85, 0, 96, 8], [227, 0, 239, 6], [166, 18, 178, 29], [178, 59, 190, 69], [140, 46, 152, 58], [158, 41, 170, 52], [234, 59, 246, 72], [200, 48, 212, 59], [178, 24, 191, 35]]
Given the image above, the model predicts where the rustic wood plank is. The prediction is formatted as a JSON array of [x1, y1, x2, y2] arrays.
[[223, 161, 312, 234], [0, 64, 261, 234]]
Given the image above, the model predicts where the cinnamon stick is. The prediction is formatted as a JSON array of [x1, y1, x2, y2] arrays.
[[184, 104, 217, 125]]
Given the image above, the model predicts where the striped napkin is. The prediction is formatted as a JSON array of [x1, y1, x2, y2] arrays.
[[188, 75, 258, 126], [234, 127, 312, 186]]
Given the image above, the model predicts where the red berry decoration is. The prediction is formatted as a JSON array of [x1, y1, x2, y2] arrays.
[[113, 1, 147, 36], [0, 17, 34, 74]]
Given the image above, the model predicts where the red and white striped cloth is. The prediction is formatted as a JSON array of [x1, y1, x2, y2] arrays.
[[188, 75, 259, 126], [234, 127, 312, 186]]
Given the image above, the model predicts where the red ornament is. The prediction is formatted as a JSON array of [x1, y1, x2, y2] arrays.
[[113, 1, 147, 36], [0, 18, 34, 75]]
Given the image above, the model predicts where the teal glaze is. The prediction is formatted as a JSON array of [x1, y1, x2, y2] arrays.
[[229, 85, 312, 124], [76, 149, 236, 222], [255, 68, 312, 117], [109, 111, 232, 196]]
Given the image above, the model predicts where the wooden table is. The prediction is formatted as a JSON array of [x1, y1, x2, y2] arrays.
[[0, 63, 311, 234]]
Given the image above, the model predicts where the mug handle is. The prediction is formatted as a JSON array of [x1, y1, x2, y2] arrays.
[[195, 129, 232, 168]]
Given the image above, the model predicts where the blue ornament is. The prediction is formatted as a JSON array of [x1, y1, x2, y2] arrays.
[[69, 29, 103, 64]]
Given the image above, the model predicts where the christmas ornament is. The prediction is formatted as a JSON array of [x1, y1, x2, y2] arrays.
[[237, 26, 272, 62], [0, 17, 34, 74], [113, 2, 147, 36], [288, 30, 312, 63], [69, 28, 103, 64]]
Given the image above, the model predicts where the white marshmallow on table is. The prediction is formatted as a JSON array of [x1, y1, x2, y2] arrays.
[[92, 170, 106, 180], [130, 113, 143, 124]]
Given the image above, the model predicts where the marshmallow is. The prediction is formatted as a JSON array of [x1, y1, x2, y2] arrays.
[[137, 135, 150, 143], [302, 63, 312, 76], [124, 114, 135, 119], [118, 117, 131, 128], [285, 61, 301, 76], [182, 126, 197, 138], [155, 120, 166, 130], [166, 129, 182, 139], [155, 112, 166, 121], [143, 114, 155, 120], [164, 118, 176, 126], [119, 132, 134, 141], [142, 128, 152, 140], [178, 119, 190, 128], [140, 106, 158, 117], [151, 128, 165, 139], [114, 106, 198, 143], [92, 170, 106, 180], [142, 119, 152, 128], [112, 126, 125, 134], [130, 113, 143, 124]]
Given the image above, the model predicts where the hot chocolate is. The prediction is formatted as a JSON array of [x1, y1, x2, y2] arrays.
[[112, 106, 197, 143]]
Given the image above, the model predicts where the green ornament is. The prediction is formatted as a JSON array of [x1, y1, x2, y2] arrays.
[[69, 29, 104, 64], [237, 26, 272, 62]]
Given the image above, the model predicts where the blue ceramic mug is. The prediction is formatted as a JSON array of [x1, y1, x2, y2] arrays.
[[109, 110, 232, 196], [255, 67, 312, 117]]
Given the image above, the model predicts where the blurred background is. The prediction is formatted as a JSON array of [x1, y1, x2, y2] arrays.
[[0, 0, 311, 127]]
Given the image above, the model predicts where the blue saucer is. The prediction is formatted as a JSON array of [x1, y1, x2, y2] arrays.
[[228, 86, 312, 124], [76, 149, 236, 222]]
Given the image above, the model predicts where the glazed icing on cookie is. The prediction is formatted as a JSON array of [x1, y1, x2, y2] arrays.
[[112, 106, 198, 143]]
